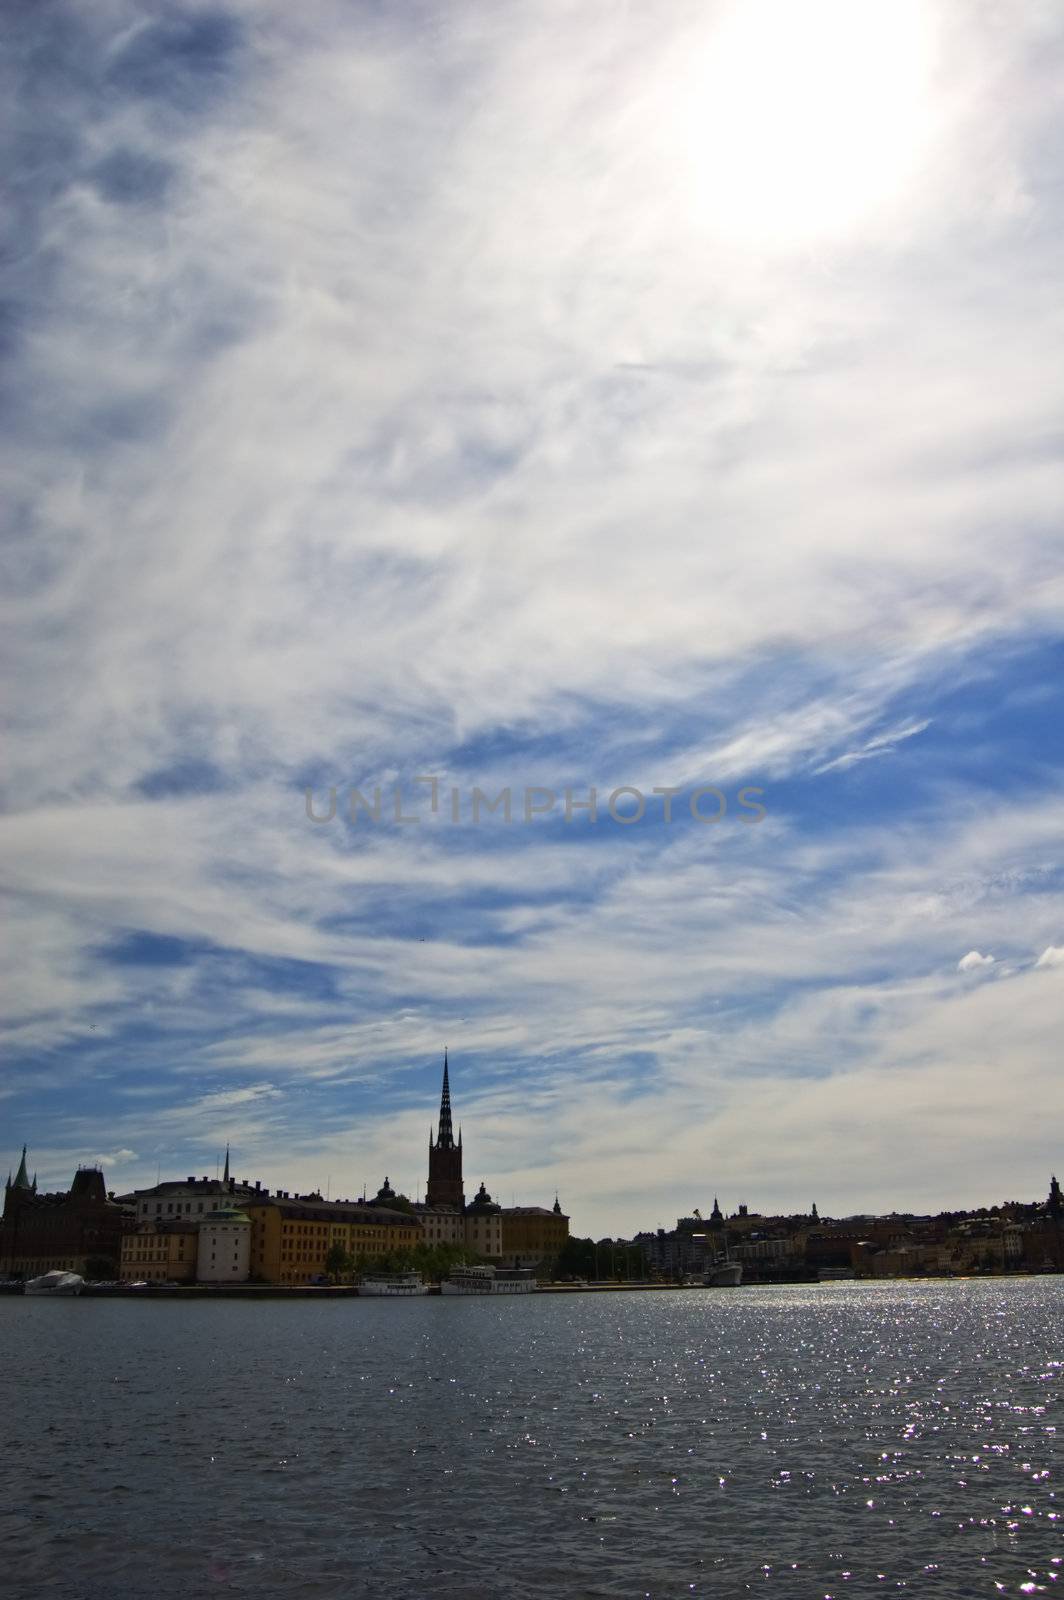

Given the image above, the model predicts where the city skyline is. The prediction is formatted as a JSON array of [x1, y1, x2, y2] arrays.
[[2, 2, 1063, 1239], [2, 1048, 1059, 1241]]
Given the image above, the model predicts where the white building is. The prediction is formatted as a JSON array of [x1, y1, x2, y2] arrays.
[[197, 1203, 252, 1282]]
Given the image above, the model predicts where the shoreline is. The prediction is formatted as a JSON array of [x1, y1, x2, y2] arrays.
[[0, 1271, 1048, 1300]]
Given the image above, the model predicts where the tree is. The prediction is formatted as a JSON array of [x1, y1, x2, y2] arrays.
[[325, 1242, 353, 1282], [555, 1236, 596, 1280]]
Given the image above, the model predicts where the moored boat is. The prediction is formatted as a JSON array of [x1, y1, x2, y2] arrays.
[[706, 1260, 743, 1287], [441, 1265, 536, 1295], [23, 1270, 85, 1296], [358, 1271, 429, 1296]]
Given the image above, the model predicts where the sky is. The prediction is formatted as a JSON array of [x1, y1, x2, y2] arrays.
[[2, 0, 1062, 1239]]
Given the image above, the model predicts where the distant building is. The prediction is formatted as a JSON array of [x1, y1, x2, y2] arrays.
[[499, 1198, 569, 1269], [426, 1050, 465, 1209], [130, 1148, 268, 1221], [244, 1194, 421, 1284], [1, 1150, 130, 1278], [415, 1053, 561, 1261], [413, 1203, 465, 1249], [464, 1181, 503, 1258], [121, 1219, 198, 1282], [197, 1202, 252, 1282]]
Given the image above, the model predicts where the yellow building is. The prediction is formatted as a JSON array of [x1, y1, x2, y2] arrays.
[[121, 1220, 199, 1282], [244, 1195, 422, 1284], [500, 1201, 569, 1268]]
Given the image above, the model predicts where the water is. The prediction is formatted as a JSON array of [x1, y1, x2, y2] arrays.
[[0, 1279, 1059, 1599]]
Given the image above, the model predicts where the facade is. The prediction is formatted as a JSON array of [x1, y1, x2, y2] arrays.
[[463, 1182, 503, 1258], [121, 1220, 199, 1282], [413, 1203, 465, 1248], [500, 1200, 569, 1269], [197, 1203, 252, 1282], [244, 1195, 422, 1284], [117, 1188, 422, 1285], [2, 1153, 130, 1278], [130, 1153, 268, 1223]]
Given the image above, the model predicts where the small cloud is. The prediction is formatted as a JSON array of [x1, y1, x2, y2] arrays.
[[92, 1148, 138, 1167], [958, 950, 995, 972], [1035, 945, 1064, 969], [815, 719, 931, 776]]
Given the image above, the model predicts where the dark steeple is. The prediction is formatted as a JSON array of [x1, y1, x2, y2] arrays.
[[1049, 1175, 1062, 1221], [437, 1049, 455, 1150], [12, 1146, 32, 1191], [553, 1194, 562, 1215], [223, 1144, 230, 1184], [426, 1050, 464, 1209]]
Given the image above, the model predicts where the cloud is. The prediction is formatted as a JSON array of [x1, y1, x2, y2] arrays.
[[1035, 945, 1064, 969], [814, 719, 932, 776], [91, 1149, 138, 1168], [958, 951, 995, 972], [2, 1, 1064, 1226]]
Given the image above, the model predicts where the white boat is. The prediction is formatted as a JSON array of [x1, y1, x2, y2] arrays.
[[441, 1265, 536, 1295], [704, 1227, 743, 1287], [24, 1270, 85, 1296], [706, 1260, 743, 1287], [358, 1271, 429, 1297]]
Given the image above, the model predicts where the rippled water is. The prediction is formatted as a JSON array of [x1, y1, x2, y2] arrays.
[[0, 1279, 1059, 1599]]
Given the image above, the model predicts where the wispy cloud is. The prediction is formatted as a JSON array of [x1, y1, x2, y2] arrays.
[[3, 0, 1063, 1228], [814, 719, 931, 775]]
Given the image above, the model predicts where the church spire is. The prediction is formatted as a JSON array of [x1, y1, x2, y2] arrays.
[[426, 1049, 464, 1209], [436, 1050, 455, 1150], [223, 1144, 230, 1184], [12, 1145, 32, 1191]]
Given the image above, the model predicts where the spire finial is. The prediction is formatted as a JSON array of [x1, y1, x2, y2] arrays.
[[435, 1050, 455, 1149]]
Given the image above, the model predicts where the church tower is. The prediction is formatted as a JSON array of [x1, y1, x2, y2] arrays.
[[426, 1050, 465, 1209]]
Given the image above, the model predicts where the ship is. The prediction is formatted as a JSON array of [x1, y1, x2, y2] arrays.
[[705, 1259, 743, 1287], [357, 1271, 429, 1296], [440, 1265, 537, 1295]]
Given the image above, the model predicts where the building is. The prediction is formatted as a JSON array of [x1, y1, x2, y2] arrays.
[[500, 1199, 569, 1269], [418, 1055, 564, 1261], [129, 1148, 268, 1222], [121, 1219, 199, 1282], [197, 1202, 252, 1282], [426, 1050, 464, 1208], [1, 1150, 130, 1278], [413, 1203, 465, 1249], [243, 1194, 422, 1285], [464, 1181, 503, 1258], [116, 1173, 423, 1285]]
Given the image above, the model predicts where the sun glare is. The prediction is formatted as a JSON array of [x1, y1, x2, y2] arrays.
[[677, 0, 936, 245]]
